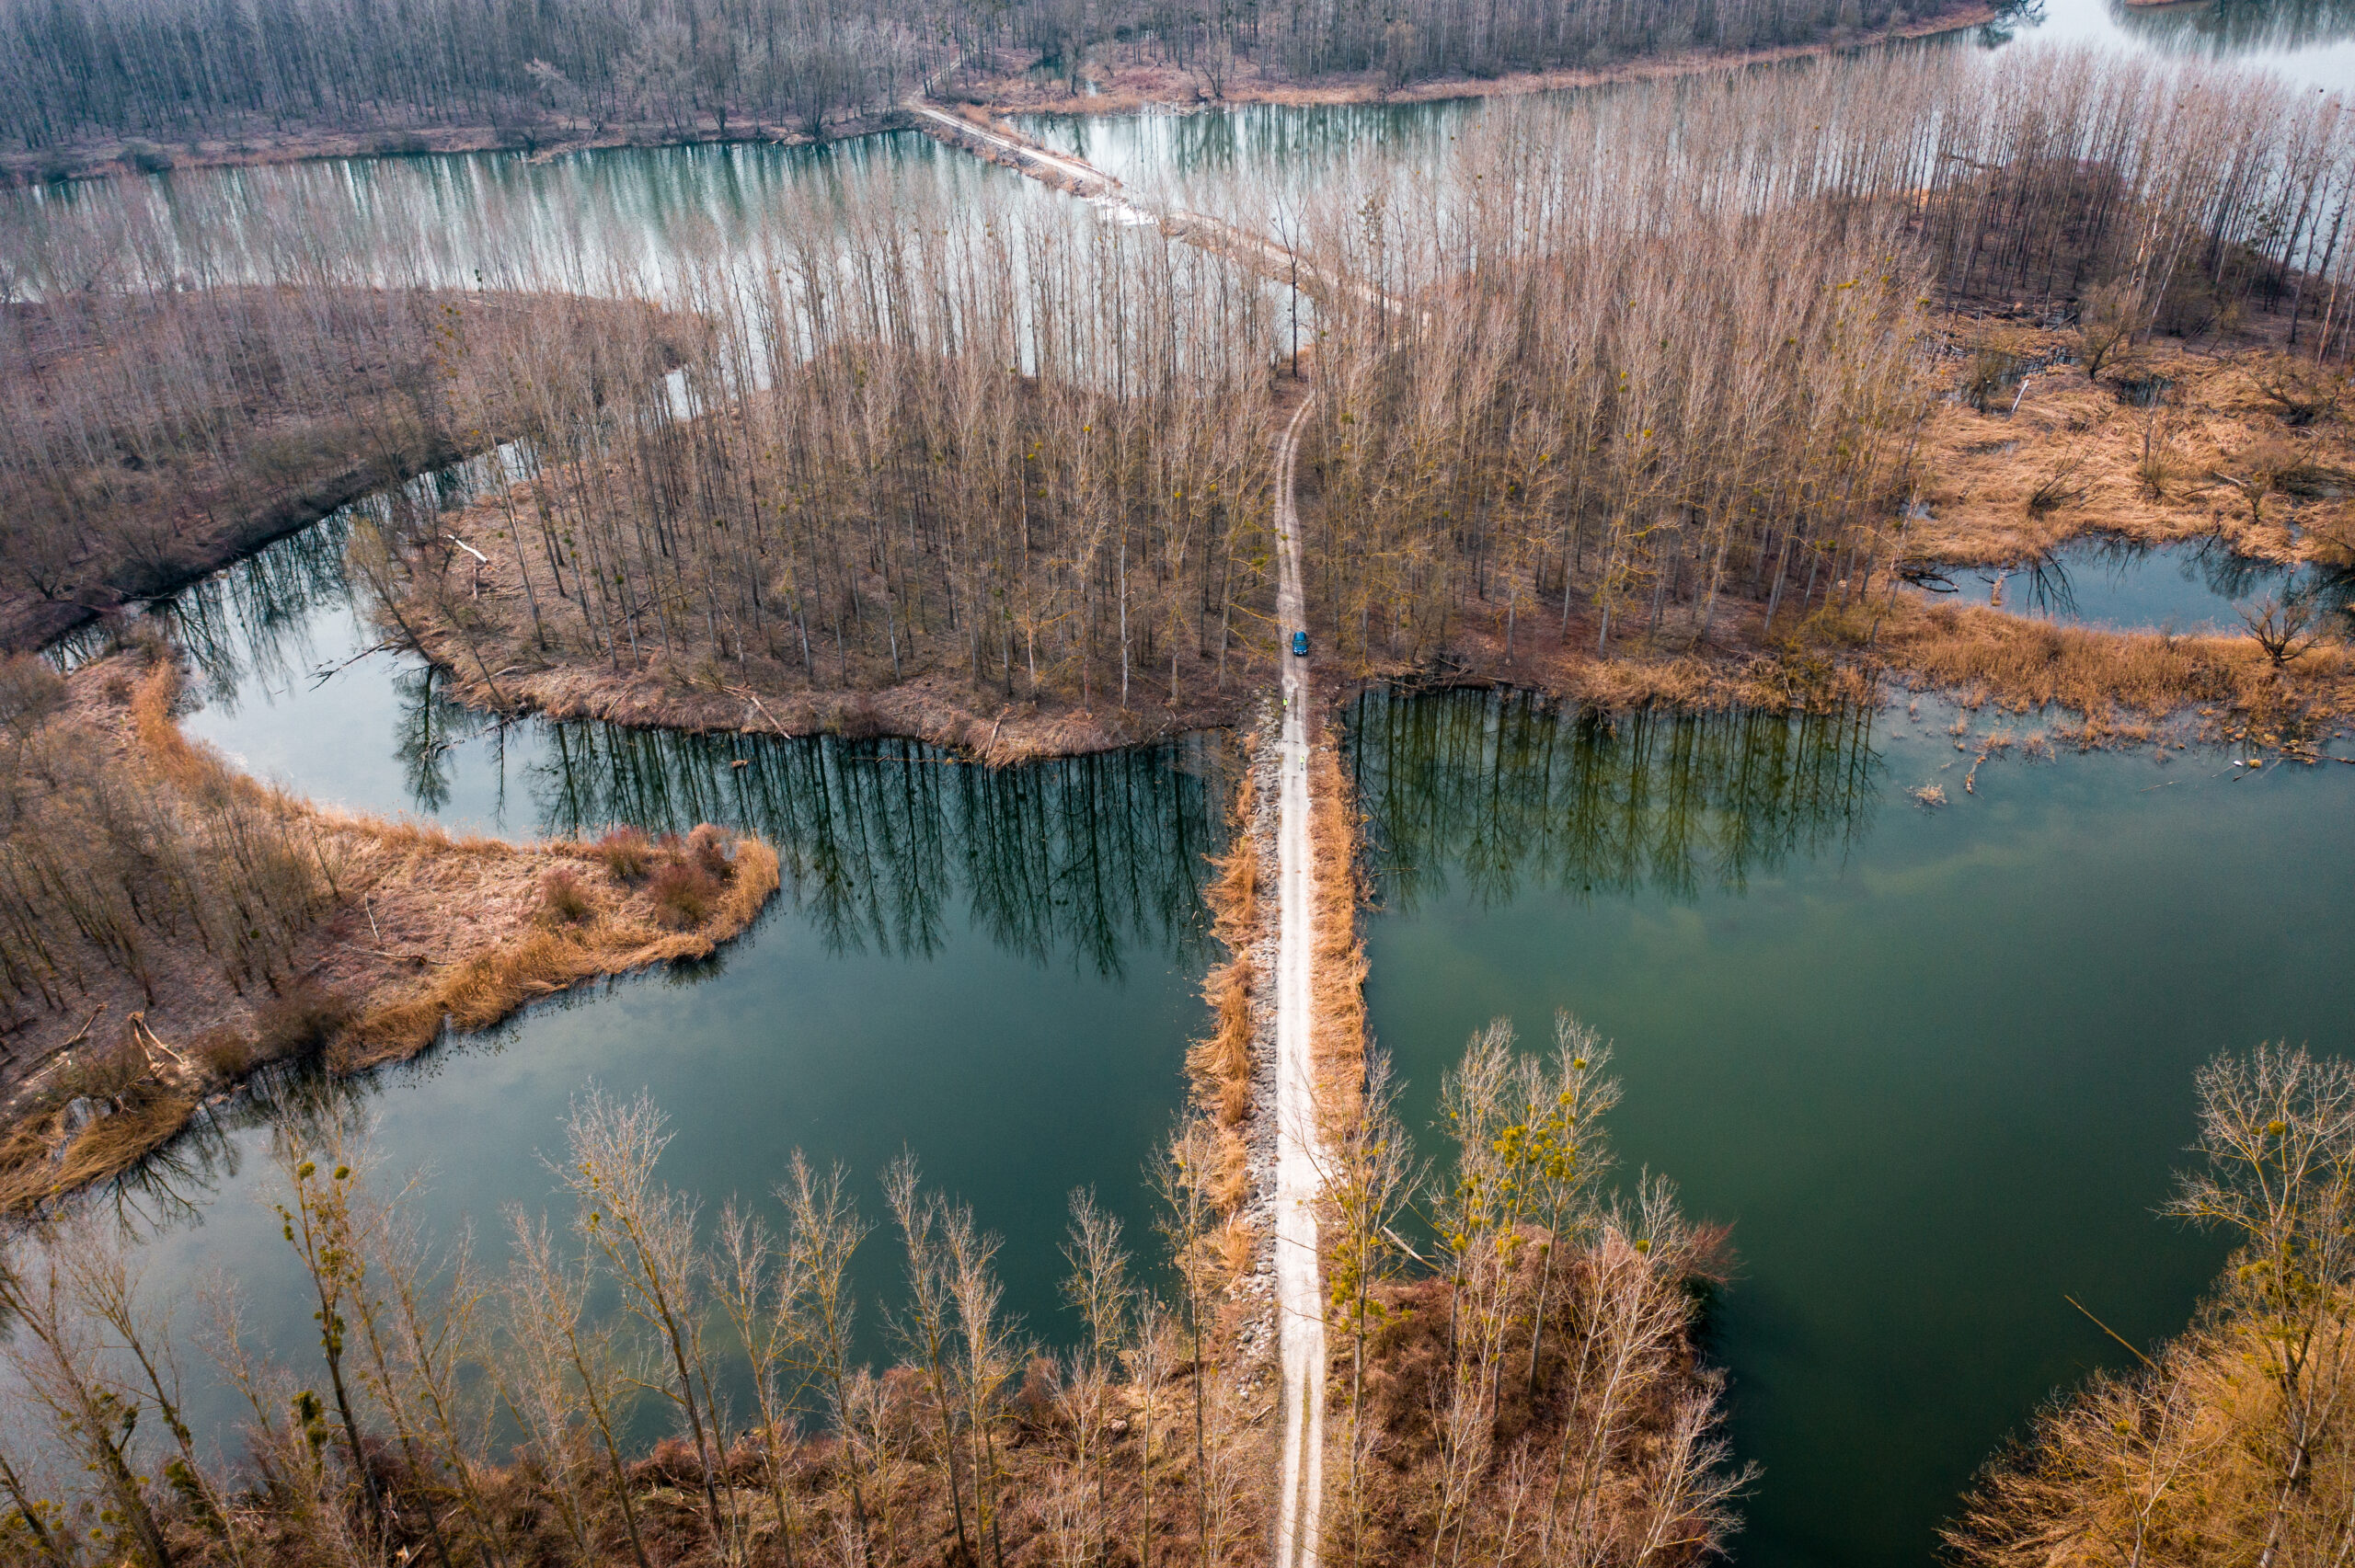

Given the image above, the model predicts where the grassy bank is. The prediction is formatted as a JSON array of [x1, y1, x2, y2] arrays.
[[1950, 1045, 2355, 1568], [0, 641, 777, 1212]]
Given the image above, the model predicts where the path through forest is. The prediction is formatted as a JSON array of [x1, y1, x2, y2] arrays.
[[1269, 394, 1327, 1568], [909, 99, 1337, 1567]]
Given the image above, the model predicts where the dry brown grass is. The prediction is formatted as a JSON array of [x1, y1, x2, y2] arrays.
[[1308, 740, 1368, 1140], [1189, 754, 1263, 1219], [1879, 595, 2354, 746], [0, 653, 779, 1212], [1907, 328, 2351, 569], [1949, 1302, 2307, 1568]]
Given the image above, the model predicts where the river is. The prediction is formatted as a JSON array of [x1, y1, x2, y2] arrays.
[[99, 513, 1234, 1449], [22, 3, 2355, 1557]]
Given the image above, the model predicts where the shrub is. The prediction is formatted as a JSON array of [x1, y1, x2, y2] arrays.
[[47, 1034, 149, 1106], [594, 827, 653, 883], [0, 654, 66, 737], [1962, 347, 2023, 412], [540, 865, 594, 925], [191, 1025, 257, 1081], [648, 861, 718, 929], [252, 984, 358, 1063], [122, 142, 175, 173], [684, 823, 735, 882]]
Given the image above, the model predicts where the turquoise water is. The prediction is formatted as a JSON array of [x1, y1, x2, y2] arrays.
[[1350, 686, 2355, 1567], [97, 526, 1234, 1449], [17, 31, 2355, 1555], [1942, 533, 2355, 636]]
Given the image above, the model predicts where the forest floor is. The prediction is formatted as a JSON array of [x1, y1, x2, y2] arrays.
[[0, 291, 684, 656], [1292, 318, 2355, 757], [394, 493, 1267, 764], [0, 639, 778, 1212]]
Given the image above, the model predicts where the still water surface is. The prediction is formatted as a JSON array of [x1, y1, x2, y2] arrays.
[[26, 21, 2355, 1556], [109, 518, 1232, 1448], [121, 509, 2355, 1566], [1018, 0, 2355, 190], [1351, 687, 2355, 1566], [1940, 533, 2355, 635]]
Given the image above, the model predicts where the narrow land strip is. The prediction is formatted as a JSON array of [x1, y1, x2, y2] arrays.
[[1270, 394, 1328, 1568]]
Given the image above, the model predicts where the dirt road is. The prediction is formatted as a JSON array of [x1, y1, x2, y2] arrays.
[[909, 97, 1338, 1565], [1269, 393, 1326, 1568]]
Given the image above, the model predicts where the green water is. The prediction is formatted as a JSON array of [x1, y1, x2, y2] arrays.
[[1350, 686, 2355, 1566], [96, 523, 1234, 1448], [19, 47, 2355, 1554]]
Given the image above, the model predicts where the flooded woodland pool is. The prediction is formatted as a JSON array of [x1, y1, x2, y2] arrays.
[[116, 509, 2355, 1565], [1938, 534, 2355, 635], [29, 11, 2355, 1556], [1350, 688, 2355, 1566]]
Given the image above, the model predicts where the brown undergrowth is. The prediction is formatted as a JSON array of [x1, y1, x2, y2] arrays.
[[1189, 744, 1263, 1231], [0, 645, 777, 1212], [1294, 326, 2355, 750], [1949, 1045, 2355, 1568], [0, 287, 688, 655], [1307, 738, 1368, 1139], [1906, 326, 2355, 570]]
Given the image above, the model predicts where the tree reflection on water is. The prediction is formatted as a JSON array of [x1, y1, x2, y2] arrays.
[[1347, 686, 1881, 911], [525, 719, 1234, 975]]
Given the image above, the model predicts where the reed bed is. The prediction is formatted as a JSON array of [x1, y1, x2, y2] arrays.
[[0, 648, 778, 1211]]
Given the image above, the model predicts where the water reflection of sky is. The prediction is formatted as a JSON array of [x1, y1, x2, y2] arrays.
[[1941, 534, 2355, 635], [1351, 684, 2355, 1568], [2025, 0, 2355, 85], [1017, 0, 2355, 199]]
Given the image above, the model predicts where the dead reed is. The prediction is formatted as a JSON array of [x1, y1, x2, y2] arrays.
[[0, 648, 780, 1211], [1188, 738, 1263, 1219]]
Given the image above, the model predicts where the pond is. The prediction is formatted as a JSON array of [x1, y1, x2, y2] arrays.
[[96, 512, 1235, 1448], [1350, 685, 2355, 1567], [1940, 533, 2355, 635]]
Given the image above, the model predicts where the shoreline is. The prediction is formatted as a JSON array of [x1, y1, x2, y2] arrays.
[[963, 4, 1998, 120], [4, 5, 1994, 189], [0, 647, 782, 1212], [2, 439, 471, 658], [389, 513, 2347, 769]]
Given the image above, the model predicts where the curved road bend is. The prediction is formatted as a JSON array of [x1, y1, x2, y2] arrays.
[[1271, 392, 1327, 1568]]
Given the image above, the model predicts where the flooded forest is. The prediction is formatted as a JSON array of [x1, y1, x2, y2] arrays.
[[3, 0, 2355, 1564]]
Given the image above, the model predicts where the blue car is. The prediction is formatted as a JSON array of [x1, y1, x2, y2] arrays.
[[1291, 630, 1310, 658]]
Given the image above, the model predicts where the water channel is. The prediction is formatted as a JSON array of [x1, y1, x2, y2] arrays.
[[22, 3, 2355, 1556], [99, 508, 1235, 1448]]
